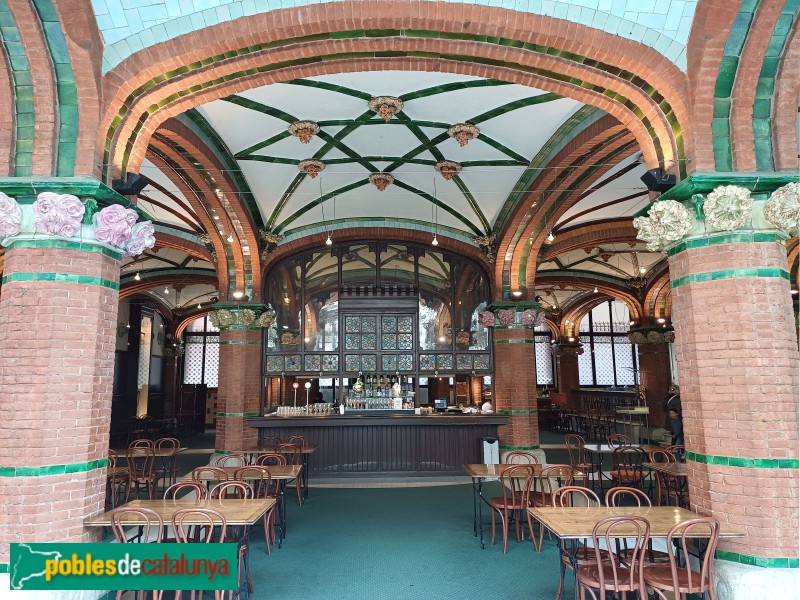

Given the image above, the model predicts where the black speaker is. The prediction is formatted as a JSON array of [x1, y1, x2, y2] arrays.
[[640, 168, 676, 193], [112, 173, 149, 196]]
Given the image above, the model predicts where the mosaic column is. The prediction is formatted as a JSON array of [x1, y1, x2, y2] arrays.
[[211, 305, 275, 454], [635, 181, 799, 597], [487, 303, 545, 461], [628, 323, 675, 427], [0, 187, 155, 578]]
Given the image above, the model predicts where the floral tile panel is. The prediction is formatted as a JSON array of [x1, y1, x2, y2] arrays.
[[381, 334, 397, 350], [345, 333, 360, 350], [474, 354, 490, 370], [345, 316, 360, 333], [398, 354, 414, 371], [284, 355, 302, 371], [322, 355, 338, 372], [345, 354, 360, 372], [397, 316, 413, 333], [361, 355, 377, 371], [361, 333, 377, 350], [266, 355, 283, 372], [436, 354, 454, 370], [398, 333, 413, 350], [381, 355, 397, 372], [419, 354, 436, 371], [361, 316, 377, 333], [381, 316, 397, 333], [456, 354, 473, 370], [304, 355, 321, 372]]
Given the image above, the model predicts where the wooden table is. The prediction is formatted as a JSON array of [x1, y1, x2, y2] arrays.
[[644, 462, 687, 477], [583, 444, 658, 495], [179, 465, 302, 548], [644, 462, 689, 507], [233, 444, 317, 501], [528, 506, 745, 599]]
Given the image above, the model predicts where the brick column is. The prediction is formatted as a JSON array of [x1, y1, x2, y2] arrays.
[[667, 232, 799, 592], [489, 303, 543, 458], [636, 340, 672, 427], [0, 188, 155, 576], [211, 305, 273, 453]]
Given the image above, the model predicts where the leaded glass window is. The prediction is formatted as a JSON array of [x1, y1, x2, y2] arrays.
[[182, 315, 220, 387]]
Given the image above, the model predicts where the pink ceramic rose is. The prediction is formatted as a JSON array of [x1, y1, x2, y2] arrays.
[[479, 311, 495, 327], [520, 309, 536, 325], [0, 192, 22, 238], [95, 204, 139, 247], [33, 192, 85, 237], [124, 221, 156, 256], [497, 309, 515, 325]]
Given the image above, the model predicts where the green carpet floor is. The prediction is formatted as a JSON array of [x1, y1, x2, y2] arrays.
[[246, 484, 565, 600]]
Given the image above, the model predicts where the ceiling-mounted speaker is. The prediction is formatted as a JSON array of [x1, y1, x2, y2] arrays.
[[640, 168, 676, 193], [112, 173, 149, 196]]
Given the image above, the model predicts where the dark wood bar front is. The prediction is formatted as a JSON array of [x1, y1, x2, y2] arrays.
[[247, 414, 508, 473]]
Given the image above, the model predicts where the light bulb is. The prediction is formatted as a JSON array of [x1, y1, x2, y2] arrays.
[[546, 231, 555, 242], [164, 287, 169, 294], [593, 286, 598, 293], [134, 272, 141, 281], [431, 234, 439, 246], [325, 233, 333, 246], [639, 266, 647, 274], [511, 290, 523, 297], [197, 303, 202, 309], [568, 337, 575, 342], [227, 234, 234, 243], [232, 291, 244, 299], [213, 215, 220, 220], [438, 336, 446, 342], [657, 317, 666, 324]]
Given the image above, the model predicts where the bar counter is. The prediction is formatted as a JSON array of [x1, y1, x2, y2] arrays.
[[247, 413, 508, 473]]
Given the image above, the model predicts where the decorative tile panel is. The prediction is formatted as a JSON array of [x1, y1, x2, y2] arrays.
[[284, 355, 301, 371], [361, 355, 376, 371], [436, 354, 454, 370], [304, 355, 321, 372], [456, 354, 473, 370], [381, 355, 397, 372], [398, 333, 413, 350], [473, 354, 490, 370], [361, 316, 376, 333], [398, 316, 413, 333], [345, 354, 360, 372], [361, 333, 377, 350], [420, 354, 436, 371], [398, 354, 414, 371], [381, 316, 397, 333], [345, 333, 360, 350], [381, 335, 397, 350], [266, 355, 283, 373], [345, 316, 360, 333], [322, 355, 338, 372]]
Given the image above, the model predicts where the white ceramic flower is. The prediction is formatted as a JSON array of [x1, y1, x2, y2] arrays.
[[33, 192, 85, 237], [95, 204, 139, 247], [124, 221, 156, 257], [633, 200, 693, 251], [704, 185, 752, 231], [216, 309, 235, 327], [0, 192, 22, 239], [239, 309, 256, 326], [764, 182, 800, 234]]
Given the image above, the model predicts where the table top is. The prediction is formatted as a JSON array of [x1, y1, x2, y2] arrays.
[[584, 444, 659, 454], [528, 506, 745, 540], [463, 464, 584, 478], [112, 448, 187, 458], [235, 444, 318, 454], [107, 467, 130, 478], [84, 498, 275, 527], [644, 462, 688, 477], [178, 465, 302, 483]]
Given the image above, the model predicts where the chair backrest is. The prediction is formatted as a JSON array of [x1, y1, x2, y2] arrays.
[[666, 444, 685, 459], [664, 518, 720, 594], [535, 465, 576, 501], [649, 449, 675, 463], [552, 485, 601, 508], [255, 452, 287, 467], [108, 449, 119, 469], [164, 481, 207, 503], [129, 439, 154, 449], [110, 507, 164, 543], [154, 437, 180, 449], [259, 436, 282, 447], [287, 435, 306, 447], [276, 443, 303, 465], [504, 451, 538, 464], [564, 434, 588, 467], [605, 486, 652, 507], [172, 507, 226, 543], [191, 466, 228, 485], [211, 480, 254, 500], [607, 433, 632, 448], [592, 516, 650, 593], [214, 453, 248, 468], [126, 447, 155, 478], [612, 446, 646, 471], [234, 466, 273, 498], [499, 464, 535, 507]]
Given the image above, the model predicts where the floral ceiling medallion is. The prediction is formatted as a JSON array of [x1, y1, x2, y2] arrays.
[[764, 182, 800, 234], [369, 172, 394, 191], [704, 185, 752, 231], [434, 160, 462, 180], [298, 158, 325, 178], [288, 120, 320, 144], [447, 123, 480, 147], [632, 200, 693, 252], [368, 96, 404, 121]]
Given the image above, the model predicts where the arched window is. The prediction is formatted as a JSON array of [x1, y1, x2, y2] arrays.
[[183, 315, 220, 387], [577, 300, 638, 387], [533, 324, 554, 385]]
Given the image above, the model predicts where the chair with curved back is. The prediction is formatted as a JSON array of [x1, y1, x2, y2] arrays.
[[126, 447, 158, 501], [213, 453, 249, 468], [565, 434, 601, 494], [255, 452, 287, 467], [548, 486, 608, 600], [110, 507, 164, 600], [666, 444, 685, 462], [154, 437, 181, 494], [504, 450, 538, 464], [610, 446, 646, 490], [606, 487, 670, 564], [276, 443, 303, 506], [529, 465, 577, 551], [191, 466, 229, 496], [287, 435, 306, 447], [163, 481, 207, 504], [211, 480, 254, 500], [172, 507, 228, 600], [488, 464, 535, 554], [259, 435, 282, 447], [642, 517, 721, 600], [647, 449, 675, 505], [106, 450, 129, 509], [607, 433, 632, 448], [235, 466, 279, 555], [577, 516, 651, 600], [129, 438, 154, 449]]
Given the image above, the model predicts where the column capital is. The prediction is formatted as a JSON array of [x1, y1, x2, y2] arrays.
[[628, 326, 675, 345], [0, 180, 155, 258], [551, 339, 584, 357], [632, 175, 798, 253], [483, 302, 544, 328], [209, 303, 276, 330]]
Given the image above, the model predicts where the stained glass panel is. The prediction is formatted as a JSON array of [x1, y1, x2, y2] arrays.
[[382, 355, 397, 372], [322, 355, 339, 372], [361, 317, 377, 333], [398, 354, 414, 371], [397, 316, 413, 333], [398, 333, 413, 350], [420, 355, 436, 371], [304, 355, 321, 372], [381, 335, 397, 350], [266, 355, 283, 373], [345, 316, 360, 333], [284, 355, 301, 372], [345, 355, 360, 372], [361, 355, 376, 371], [436, 354, 454, 370], [361, 333, 377, 350], [381, 316, 397, 333], [457, 354, 472, 370], [473, 354, 490, 370]]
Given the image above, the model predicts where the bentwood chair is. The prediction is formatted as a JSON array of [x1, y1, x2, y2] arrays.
[[610, 446, 646, 490], [550, 486, 609, 600], [504, 450, 538, 464], [106, 450, 129, 509], [235, 466, 279, 555], [606, 487, 670, 565], [126, 447, 158, 501], [211, 480, 254, 500], [276, 443, 303, 506], [488, 464, 535, 554], [163, 481, 207, 504], [129, 438, 155, 449], [259, 436, 282, 447], [648, 449, 675, 505], [287, 435, 307, 447], [154, 437, 181, 493], [110, 507, 166, 600], [172, 508, 228, 600], [576, 516, 651, 600], [642, 518, 721, 600], [530, 465, 577, 551], [565, 434, 601, 493], [191, 466, 229, 496], [213, 453, 249, 468], [607, 433, 632, 448]]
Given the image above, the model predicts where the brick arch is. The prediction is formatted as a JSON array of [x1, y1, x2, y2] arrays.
[[97, 3, 689, 180], [774, 18, 800, 171], [643, 268, 672, 319], [120, 273, 218, 299], [538, 219, 639, 263], [0, 41, 12, 175], [154, 231, 213, 263], [176, 309, 215, 338]]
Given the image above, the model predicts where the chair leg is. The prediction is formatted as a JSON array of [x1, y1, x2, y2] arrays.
[[501, 509, 509, 554], [490, 509, 496, 546], [556, 558, 566, 600]]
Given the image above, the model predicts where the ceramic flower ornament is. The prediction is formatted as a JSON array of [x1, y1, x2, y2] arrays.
[[764, 182, 800, 234], [478, 311, 495, 327], [703, 185, 752, 231], [33, 192, 85, 237], [125, 221, 156, 257], [633, 200, 693, 251], [95, 204, 139, 247], [0, 192, 22, 238]]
